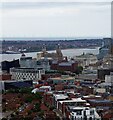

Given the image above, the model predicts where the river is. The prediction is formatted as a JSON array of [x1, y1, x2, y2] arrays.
[[0, 47, 100, 62]]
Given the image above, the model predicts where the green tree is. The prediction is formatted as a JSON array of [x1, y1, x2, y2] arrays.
[[35, 103, 41, 112], [33, 92, 42, 100], [25, 96, 33, 103]]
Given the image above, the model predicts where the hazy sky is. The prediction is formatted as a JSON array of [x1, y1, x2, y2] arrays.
[[0, 0, 112, 38]]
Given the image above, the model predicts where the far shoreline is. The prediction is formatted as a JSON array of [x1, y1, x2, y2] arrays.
[[1, 46, 100, 55]]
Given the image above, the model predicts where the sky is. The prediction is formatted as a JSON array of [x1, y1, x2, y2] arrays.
[[0, 0, 112, 38]]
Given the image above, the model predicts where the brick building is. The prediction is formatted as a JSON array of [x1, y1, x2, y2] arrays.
[[0, 74, 12, 81], [51, 60, 78, 73]]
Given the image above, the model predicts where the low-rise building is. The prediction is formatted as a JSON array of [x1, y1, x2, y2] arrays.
[[0, 80, 33, 90], [53, 94, 69, 108], [39, 86, 51, 92], [48, 75, 75, 84], [69, 107, 101, 120]]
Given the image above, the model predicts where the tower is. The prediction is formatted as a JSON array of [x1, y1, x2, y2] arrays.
[[42, 44, 46, 53], [56, 44, 63, 60], [42, 44, 47, 57]]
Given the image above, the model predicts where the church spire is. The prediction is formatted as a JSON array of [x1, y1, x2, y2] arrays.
[[56, 44, 63, 60]]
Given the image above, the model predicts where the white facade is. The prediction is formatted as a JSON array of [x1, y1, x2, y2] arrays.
[[70, 107, 101, 120], [102, 54, 113, 69], [53, 94, 68, 108], [105, 75, 113, 83], [39, 86, 51, 91], [10, 68, 45, 81], [75, 53, 97, 68]]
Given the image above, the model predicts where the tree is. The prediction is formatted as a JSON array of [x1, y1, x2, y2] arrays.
[[33, 92, 42, 100], [1, 118, 7, 120], [38, 111, 44, 118], [25, 96, 33, 103], [27, 110, 32, 115], [35, 103, 41, 112]]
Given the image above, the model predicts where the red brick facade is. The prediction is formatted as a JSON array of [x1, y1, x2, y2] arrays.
[[51, 61, 78, 72], [0, 74, 12, 80]]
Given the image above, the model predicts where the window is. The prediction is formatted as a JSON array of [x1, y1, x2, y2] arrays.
[[90, 110, 94, 115], [76, 110, 82, 115], [71, 116, 74, 120], [89, 117, 92, 120]]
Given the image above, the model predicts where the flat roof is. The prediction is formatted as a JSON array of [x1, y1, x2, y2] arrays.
[[40, 86, 51, 89], [0, 80, 33, 83], [69, 106, 90, 110], [89, 99, 112, 103], [11, 67, 43, 70], [83, 95, 101, 98], [59, 98, 86, 104], [49, 77, 75, 81], [54, 94, 68, 100]]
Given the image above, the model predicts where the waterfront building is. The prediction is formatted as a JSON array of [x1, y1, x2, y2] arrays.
[[97, 38, 111, 60], [20, 53, 51, 70], [37, 44, 63, 61], [37, 58, 51, 71], [75, 53, 97, 68], [97, 38, 113, 80], [1, 59, 20, 73], [20, 53, 37, 68]]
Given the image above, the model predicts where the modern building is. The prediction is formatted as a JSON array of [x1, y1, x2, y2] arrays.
[[20, 53, 37, 68], [97, 38, 113, 80], [37, 58, 51, 70], [69, 107, 101, 120], [20, 53, 51, 70], [53, 94, 69, 108], [97, 38, 112, 60], [10, 67, 45, 81], [0, 80, 33, 90], [97, 68, 113, 80], [1, 59, 20, 73], [105, 73, 113, 83]]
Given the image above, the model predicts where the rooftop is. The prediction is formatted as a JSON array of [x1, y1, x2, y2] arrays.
[[59, 98, 86, 104], [53, 94, 68, 101], [49, 76, 75, 81], [40, 86, 51, 89]]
